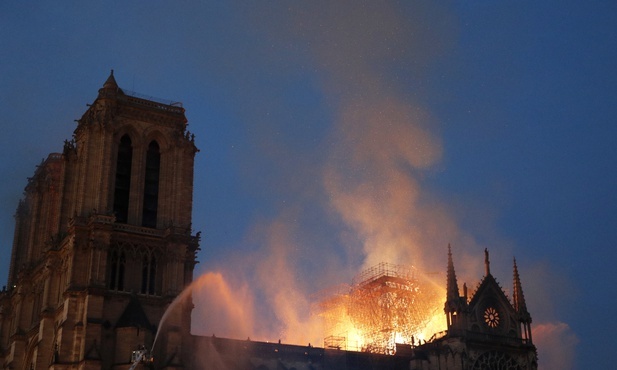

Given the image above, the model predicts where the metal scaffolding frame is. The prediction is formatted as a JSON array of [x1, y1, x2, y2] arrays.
[[318, 262, 442, 354]]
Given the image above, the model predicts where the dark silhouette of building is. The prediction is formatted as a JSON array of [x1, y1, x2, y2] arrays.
[[0, 73, 537, 370]]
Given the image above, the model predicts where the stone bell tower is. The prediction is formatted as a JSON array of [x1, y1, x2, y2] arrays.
[[0, 71, 199, 370]]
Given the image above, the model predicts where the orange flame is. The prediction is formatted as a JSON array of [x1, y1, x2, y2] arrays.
[[318, 263, 446, 354]]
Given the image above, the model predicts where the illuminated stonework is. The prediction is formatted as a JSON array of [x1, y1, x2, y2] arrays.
[[0, 72, 199, 370]]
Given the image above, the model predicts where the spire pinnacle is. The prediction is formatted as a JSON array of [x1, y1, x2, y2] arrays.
[[513, 257, 531, 321], [103, 69, 118, 89], [484, 248, 491, 276], [446, 244, 461, 309]]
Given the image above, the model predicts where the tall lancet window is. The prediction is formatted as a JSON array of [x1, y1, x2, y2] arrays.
[[141, 254, 157, 295], [113, 135, 132, 223], [108, 250, 126, 291], [142, 141, 160, 228]]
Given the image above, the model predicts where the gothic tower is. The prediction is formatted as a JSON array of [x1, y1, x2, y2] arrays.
[[0, 72, 199, 370], [435, 248, 538, 369]]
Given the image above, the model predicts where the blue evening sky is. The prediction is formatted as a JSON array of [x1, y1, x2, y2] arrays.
[[1, 2, 615, 369]]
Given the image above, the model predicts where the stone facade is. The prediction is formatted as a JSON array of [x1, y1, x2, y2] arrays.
[[403, 247, 538, 370], [0, 72, 199, 370], [0, 73, 537, 370]]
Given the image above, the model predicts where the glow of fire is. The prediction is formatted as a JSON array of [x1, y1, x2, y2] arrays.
[[318, 263, 447, 354]]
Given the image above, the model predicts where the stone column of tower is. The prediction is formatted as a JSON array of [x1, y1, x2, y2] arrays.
[[0, 72, 200, 370]]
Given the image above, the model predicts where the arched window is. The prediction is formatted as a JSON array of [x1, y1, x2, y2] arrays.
[[113, 135, 132, 223], [142, 141, 160, 228], [108, 250, 126, 291], [141, 254, 157, 295]]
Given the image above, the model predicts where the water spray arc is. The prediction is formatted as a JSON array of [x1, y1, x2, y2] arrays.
[[127, 274, 212, 369]]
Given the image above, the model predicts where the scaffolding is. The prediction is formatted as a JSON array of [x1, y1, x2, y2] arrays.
[[324, 335, 346, 350], [318, 262, 442, 355]]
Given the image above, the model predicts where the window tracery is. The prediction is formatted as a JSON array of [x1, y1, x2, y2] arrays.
[[108, 250, 126, 291], [471, 351, 522, 370], [484, 307, 500, 328], [108, 241, 161, 295]]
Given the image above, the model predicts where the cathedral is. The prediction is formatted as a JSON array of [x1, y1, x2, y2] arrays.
[[0, 73, 537, 369]]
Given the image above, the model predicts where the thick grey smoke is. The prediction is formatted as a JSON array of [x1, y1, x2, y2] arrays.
[[186, 2, 575, 366], [193, 1, 464, 343]]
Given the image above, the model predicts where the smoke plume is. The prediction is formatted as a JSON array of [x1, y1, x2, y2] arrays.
[[188, 3, 575, 368], [533, 322, 578, 370]]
